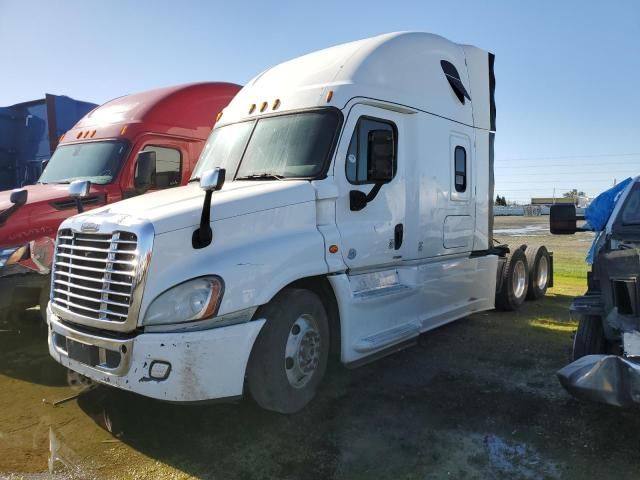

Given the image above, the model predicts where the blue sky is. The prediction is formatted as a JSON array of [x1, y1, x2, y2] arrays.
[[1, 0, 638, 202]]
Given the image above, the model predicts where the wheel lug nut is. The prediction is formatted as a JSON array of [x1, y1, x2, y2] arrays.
[[285, 357, 294, 369]]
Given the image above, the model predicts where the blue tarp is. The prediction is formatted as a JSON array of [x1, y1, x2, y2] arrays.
[[585, 177, 633, 264]]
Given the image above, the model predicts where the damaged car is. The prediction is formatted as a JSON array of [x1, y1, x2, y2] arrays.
[[550, 175, 640, 407]]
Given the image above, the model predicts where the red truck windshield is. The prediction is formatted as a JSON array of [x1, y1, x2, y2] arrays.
[[39, 140, 129, 185]]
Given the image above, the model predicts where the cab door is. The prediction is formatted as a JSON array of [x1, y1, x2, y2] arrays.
[[121, 137, 188, 198], [334, 104, 407, 270]]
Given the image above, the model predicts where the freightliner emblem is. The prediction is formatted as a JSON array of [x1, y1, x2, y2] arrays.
[[80, 222, 99, 233]]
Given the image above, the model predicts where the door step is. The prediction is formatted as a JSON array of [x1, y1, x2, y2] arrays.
[[353, 323, 420, 353], [352, 283, 411, 300]]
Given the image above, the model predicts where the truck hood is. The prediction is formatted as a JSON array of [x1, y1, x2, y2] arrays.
[[0, 183, 75, 213], [88, 181, 316, 235]]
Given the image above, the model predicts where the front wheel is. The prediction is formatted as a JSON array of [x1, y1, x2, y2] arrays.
[[572, 314, 607, 361], [247, 288, 330, 414]]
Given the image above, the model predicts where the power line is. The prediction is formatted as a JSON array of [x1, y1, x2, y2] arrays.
[[495, 152, 640, 162]]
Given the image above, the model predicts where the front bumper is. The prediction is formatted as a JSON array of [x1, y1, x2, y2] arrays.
[[48, 308, 265, 402], [557, 355, 640, 407]]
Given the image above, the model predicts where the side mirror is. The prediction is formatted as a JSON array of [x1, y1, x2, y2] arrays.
[[68, 180, 91, 213], [192, 168, 226, 249], [10, 189, 28, 207], [134, 150, 157, 194], [368, 129, 394, 183], [199, 167, 226, 192], [550, 204, 578, 234], [349, 190, 368, 212], [41, 159, 49, 172]]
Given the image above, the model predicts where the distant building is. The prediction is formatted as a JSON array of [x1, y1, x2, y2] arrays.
[[531, 197, 579, 206]]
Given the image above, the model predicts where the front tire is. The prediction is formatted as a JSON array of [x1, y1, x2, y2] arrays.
[[572, 314, 606, 361], [247, 288, 329, 414]]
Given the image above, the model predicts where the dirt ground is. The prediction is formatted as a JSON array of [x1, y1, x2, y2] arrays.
[[2, 216, 640, 479]]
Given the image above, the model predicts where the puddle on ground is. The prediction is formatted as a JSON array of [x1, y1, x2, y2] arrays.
[[494, 225, 551, 236], [484, 434, 560, 479]]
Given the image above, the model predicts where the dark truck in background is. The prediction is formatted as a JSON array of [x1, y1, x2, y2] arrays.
[[0, 94, 97, 190], [550, 175, 640, 406]]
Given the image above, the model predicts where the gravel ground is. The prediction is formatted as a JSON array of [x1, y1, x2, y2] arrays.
[[1, 216, 639, 479]]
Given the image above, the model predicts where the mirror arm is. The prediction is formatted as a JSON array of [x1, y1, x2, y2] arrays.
[[75, 198, 84, 214], [192, 190, 213, 249], [365, 182, 384, 203]]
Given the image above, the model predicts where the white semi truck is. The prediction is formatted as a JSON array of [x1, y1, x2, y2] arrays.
[[46, 32, 552, 413]]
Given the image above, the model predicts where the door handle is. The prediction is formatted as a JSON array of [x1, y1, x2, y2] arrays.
[[394, 224, 403, 250]]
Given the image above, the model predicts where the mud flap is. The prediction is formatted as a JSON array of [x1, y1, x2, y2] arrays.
[[557, 355, 640, 407]]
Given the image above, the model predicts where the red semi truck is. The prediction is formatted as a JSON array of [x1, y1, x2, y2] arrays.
[[0, 82, 241, 321]]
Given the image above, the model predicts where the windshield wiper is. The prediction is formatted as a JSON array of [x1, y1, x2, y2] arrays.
[[235, 173, 285, 181]]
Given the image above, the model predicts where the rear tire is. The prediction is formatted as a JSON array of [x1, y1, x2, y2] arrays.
[[572, 314, 606, 361], [495, 248, 529, 311], [247, 288, 329, 414], [525, 246, 550, 300]]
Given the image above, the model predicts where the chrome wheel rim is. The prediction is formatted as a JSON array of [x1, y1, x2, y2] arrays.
[[285, 314, 321, 389], [536, 256, 549, 291], [513, 260, 527, 299]]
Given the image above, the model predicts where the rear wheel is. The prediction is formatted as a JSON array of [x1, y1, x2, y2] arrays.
[[572, 314, 607, 361], [495, 248, 529, 311], [525, 245, 551, 300], [247, 288, 329, 414]]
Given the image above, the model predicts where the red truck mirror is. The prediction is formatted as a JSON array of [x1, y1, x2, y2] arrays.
[[134, 150, 157, 194], [9, 189, 28, 207], [68, 180, 91, 213]]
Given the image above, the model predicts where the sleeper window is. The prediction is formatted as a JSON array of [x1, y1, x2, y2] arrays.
[[346, 117, 397, 185], [140, 145, 182, 189], [454, 146, 466, 192]]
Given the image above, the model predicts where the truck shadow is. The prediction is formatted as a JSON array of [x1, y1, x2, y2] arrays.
[[67, 292, 640, 479], [0, 308, 68, 387]]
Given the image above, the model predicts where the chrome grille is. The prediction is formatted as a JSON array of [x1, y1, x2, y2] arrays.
[[52, 229, 138, 323]]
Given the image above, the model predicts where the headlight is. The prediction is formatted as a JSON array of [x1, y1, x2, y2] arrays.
[[143, 276, 224, 326], [0, 245, 28, 268]]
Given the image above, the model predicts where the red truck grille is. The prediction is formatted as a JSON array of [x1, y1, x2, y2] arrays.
[[52, 229, 138, 323]]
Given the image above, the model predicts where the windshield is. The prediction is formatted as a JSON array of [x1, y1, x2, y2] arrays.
[[191, 110, 340, 181], [621, 184, 640, 225], [39, 140, 129, 185]]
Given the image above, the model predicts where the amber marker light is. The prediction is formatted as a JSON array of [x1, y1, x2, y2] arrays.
[[216, 111, 223, 122], [249, 104, 256, 114], [260, 101, 268, 112], [83, 130, 90, 138], [326, 90, 334, 102], [120, 125, 128, 136], [329, 245, 339, 254], [272, 99, 281, 110], [76, 131, 83, 139], [59, 134, 65, 142], [90, 130, 97, 138]]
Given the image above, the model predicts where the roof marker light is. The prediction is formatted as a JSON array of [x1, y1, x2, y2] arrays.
[[272, 99, 281, 110], [83, 130, 90, 138], [90, 130, 97, 138], [326, 90, 334, 103], [76, 131, 83, 139], [120, 125, 128, 136], [216, 111, 223, 122], [59, 134, 65, 143], [260, 101, 268, 112], [249, 104, 256, 114]]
